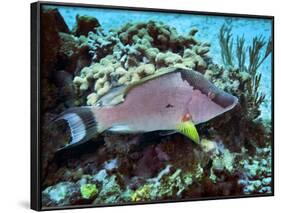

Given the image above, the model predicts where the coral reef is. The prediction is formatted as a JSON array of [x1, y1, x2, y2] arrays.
[[72, 15, 100, 36], [43, 133, 270, 204], [72, 21, 211, 105], [40, 8, 92, 112], [40, 9, 273, 208], [42, 182, 81, 206], [239, 147, 272, 194], [217, 24, 272, 120], [201, 25, 272, 154]]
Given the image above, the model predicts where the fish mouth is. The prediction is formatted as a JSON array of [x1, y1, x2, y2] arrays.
[[213, 91, 239, 109], [179, 68, 238, 110]]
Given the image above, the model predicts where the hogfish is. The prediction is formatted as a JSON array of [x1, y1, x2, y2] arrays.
[[56, 67, 238, 149]]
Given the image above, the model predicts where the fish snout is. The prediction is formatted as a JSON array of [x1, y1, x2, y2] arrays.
[[213, 91, 238, 109]]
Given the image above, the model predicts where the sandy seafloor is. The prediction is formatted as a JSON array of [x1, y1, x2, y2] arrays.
[[47, 5, 272, 121]]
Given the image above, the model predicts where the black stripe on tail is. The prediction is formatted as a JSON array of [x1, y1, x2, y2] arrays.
[[54, 106, 99, 149]]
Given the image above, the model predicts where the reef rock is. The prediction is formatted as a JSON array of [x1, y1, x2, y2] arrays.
[[42, 182, 81, 207], [72, 15, 100, 36]]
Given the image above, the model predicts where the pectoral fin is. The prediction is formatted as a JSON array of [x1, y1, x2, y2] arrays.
[[176, 121, 200, 144]]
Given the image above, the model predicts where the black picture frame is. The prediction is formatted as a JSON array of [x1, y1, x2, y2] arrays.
[[31, 1, 274, 211]]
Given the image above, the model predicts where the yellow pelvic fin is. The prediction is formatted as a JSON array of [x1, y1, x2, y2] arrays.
[[176, 121, 200, 144]]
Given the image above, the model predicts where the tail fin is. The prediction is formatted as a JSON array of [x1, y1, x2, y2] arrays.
[[54, 106, 99, 150]]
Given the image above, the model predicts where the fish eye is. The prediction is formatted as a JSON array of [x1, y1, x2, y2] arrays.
[[165, 104, 174, 108]]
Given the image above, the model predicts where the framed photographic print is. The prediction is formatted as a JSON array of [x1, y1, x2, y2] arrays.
[[31, 1, 274, 211]]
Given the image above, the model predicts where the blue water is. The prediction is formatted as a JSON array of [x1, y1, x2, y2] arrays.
[[44, 5, 272, 120]]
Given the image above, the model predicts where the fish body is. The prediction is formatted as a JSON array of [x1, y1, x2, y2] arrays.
[[56, 68, 238, 148], [95, 71, 192, 133]]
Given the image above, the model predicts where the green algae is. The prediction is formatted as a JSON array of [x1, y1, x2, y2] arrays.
[[80, 184, 98, 199]]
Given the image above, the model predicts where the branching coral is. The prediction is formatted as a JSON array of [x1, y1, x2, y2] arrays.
[[236, 36, 247, 72], [218, 24, 272, 120], [219, 25, 234, 67], [238, 35, 272, 119], [87, 29, 119, 61]]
